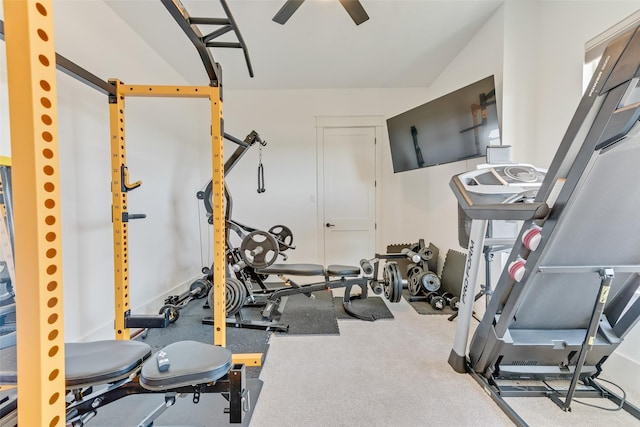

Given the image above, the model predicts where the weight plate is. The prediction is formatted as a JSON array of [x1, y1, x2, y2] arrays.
[[268, 224, 294, 251], [406, 263, 420, 276], [207, 277, 247, 318], [239, 230, 279, 268], [382, 262, 394, 301], [391, 264, 403, 303], [407, 265, 424, 296], [420, 272, 441, 293], [419, 247, 433, 261], [189, 278, 211, 299], [159, 304, 180, 323], [382, 262, 402, 303], [225, 277, 247, 317]]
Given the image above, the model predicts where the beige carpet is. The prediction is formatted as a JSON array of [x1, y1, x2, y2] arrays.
[[250, 297, 640, 427]]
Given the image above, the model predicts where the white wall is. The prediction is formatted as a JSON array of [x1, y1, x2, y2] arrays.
[[222, 87, 429, 264], [1, 1, 211, 341]]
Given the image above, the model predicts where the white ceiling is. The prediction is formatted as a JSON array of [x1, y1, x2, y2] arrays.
[[106, 0, 504, 90]]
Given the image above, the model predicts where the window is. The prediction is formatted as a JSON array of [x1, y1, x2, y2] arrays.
[[583, 10, 640, 92]]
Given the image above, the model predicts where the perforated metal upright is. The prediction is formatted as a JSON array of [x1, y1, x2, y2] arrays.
[[209, 85, 226, 347], [109, 83, 228, 347], [3, 1, 66, 425], [109, 79, 132, 340]]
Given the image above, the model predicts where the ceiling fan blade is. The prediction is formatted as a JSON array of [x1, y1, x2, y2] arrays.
[[338, 0, 369, 25], [273, 0, 305, 25]]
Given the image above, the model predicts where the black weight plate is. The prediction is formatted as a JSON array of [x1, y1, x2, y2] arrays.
[[159, 304, 180, 323], [268, 224, 294, 251], [382, 262, 395, 301], [239, 230, 279, 268], [383, 262, 402, 303], [189, 278, 211, 299], [225, 277, 247, 317], [407, 264, 423, 296], [390, 263, 402, 303]]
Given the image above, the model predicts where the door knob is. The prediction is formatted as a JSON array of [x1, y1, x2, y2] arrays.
[[326, 223, 335, 228]]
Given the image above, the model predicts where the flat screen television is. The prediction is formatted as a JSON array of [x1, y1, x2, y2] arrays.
[[387, 75, 500, 173]]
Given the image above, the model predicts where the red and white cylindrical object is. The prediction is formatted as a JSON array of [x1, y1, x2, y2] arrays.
[[522, 225, 542, 251], [508, 259, 527, 282]]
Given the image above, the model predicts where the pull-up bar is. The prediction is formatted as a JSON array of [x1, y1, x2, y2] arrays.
[[161, 0, 254, 86], [0, 19, 249, 145], [1, 0, 254, 90]]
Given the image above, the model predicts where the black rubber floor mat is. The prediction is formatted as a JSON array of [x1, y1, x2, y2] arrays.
[[402, 290, 457, 315], [276, 290, 339, 335], [440, 249, 466, 296], [333, 296, 394, 320]]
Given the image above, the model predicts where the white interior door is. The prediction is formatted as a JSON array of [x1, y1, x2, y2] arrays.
[[322, 127, 376, 267]]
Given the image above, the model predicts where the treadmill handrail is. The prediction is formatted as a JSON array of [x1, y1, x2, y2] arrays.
[[450, 175, 549, 221]]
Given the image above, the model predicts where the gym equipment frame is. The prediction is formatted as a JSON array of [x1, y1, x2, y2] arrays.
[[197, 137, 392, 330], [1, 0, 258, 425], [449, 25, 640, 425], [62, 340, 248, 426]]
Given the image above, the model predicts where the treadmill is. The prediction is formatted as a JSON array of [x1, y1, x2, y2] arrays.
[[448, 24, 640, 424]]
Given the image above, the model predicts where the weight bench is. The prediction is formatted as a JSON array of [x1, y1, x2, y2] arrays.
[[2, 340, 248, 427], [254, 263, 379, 323]]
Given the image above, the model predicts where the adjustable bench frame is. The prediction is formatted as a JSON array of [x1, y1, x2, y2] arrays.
[[65, 363, 247, 427], [204, 264, 379, 332]]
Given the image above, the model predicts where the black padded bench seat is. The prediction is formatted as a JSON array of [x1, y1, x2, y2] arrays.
[[65, 340, 152, 388], [325, 265, 360, 277], [256, 263, 324, 276], [256, 263, 361, 277], [140, 341, 232, 391], [65, 340, 232, 392]]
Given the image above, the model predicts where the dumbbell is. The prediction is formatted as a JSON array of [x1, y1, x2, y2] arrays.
[[442, 292, 460, 310], [426, 292, 446, 310]]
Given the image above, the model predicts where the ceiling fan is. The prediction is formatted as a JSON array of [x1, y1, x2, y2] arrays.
[[273, 0, 370, 26]]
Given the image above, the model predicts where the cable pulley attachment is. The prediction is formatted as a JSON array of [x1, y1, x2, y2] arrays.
[[257, 142, 265, 193]]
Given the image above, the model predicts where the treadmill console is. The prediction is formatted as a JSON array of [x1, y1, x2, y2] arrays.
[[461, 164, 546, 198], [454, 163, 547, 248]]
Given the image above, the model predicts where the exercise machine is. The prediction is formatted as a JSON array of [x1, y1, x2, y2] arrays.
[[196, 130, 393, 329], [448, 24, 640, 424], [0, 340, 250, 427], [240, 247, 417, 326], [156, 130, 270, 324], [204, 256, 390, 331]]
